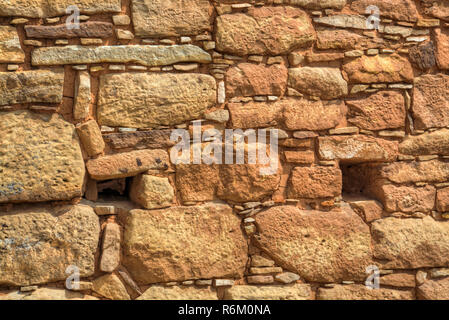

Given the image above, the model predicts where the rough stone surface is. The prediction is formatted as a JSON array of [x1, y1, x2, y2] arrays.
[[103, 130, 175, 150], [435, 29, 449, 70], [224, 284, 312, 300], [289, 166, 342, 199], [0, 111, 84, 203], [137, 286, 218, 300], [97, 73, 216, 128], [0, 288, 98, 300], [437, 187, 449, 212], [372, 217, 449, 269], [129, 175, 174, 209], [73, 71, 91, 121], [76, 120, 105, 157], [216, 6, 315, 56], [400, 129, 449, 155], [351, 0, 419, 22], [25, 22, 113, 38], [290, 0, 346, 9], [417, 278, 449, 300], [123, 204, 248, 284], [100, 223, 121, 273], [0, 26, 24, 63], [0, 205, 100, 286], [93, 274, 130, 300], [255, 205, 372, 283], [317, 285, 414, 300], [379, 185, 436, 213], [132, 0, 211, 37], [377, 160, 449, 184]]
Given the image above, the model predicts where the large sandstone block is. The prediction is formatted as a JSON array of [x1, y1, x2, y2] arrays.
[[316, 29, 382, 50], [400, 129, 449, 155], [317, 284, 414, 300], [288, 67, 348, 99], [347, 91, 406, 130], [290, 0, 346, 9], [0, 205, 100, 286], [228, 101, 282, 129], [378, 160, 449, 184], [132, 0, 212, 37], [0, 288, 98, 300], [379, 185, 436, 213], [318, 135, 398, 163], [289, 166, 342, 199], [343, 54, 414, 83], [97, 73, 216, 128], [412, 74, 449, 130], [417, 278, 449, 300], [25, 22, 113, 39], [137, 286, 218, 300], [224, 284, 312, 300], [422, 0, 449, 21], [123, 204, 248, 284], [254, 205, 372, 283], [0, 69, 64, 106], [0, 0, 121, 18], [32, 45, 211, 67], [435, 28, 449, 69], [0, 26, 24, 63], [0, 111, 84, 203], [372, 217, 449, 269], [215, 6, 315, 56], [226, 63, 288, 98], [351, 0, 419, 22]]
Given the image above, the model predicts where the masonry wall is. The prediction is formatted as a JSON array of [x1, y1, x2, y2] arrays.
[[0, 0, 449, 300]]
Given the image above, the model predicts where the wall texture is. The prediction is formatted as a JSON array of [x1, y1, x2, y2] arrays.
[[0, 0, 449, 300]]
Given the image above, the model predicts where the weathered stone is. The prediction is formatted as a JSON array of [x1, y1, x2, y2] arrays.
[[435, 29, 449, 69], [255, 205, 372, 283], [290, 0, 346, 9], [349, 199, 384, 223], [409, 41, 437, 70], [400, 129, 449, 155], [73, 71, 91, 121], [0, 70, 63, 106], [283, 99, 347, 131], [437, 187, 449, 212], [0, 288, 98, 300], [417, 277, 449, 300], [0, 26, 24, 63], [93, 274, 130, 300], [379, 185, 436, 213], [86, 149, 170, 181], [137, 286, 218, 300], [318, 135, 398, 163], [216, 6, 315, 56], [176, 164, 219, 202], [132, 0, 211, 37], [32, 45, 211, 66], [284, 150, 315, 164], [288, 67, 348, 99], [0, 205, 100, 286], [316, 29, 379, 50], [226, 63, 287, 98], [247, 275, 274, 284], [129, 175, 174, 209], [104, 130, 175, 150], [25, 22, 113, 38], [422, 0, 449, 21], [123, 204, 247, 284], [412, 74, 449, 129], [97, 73, 216, 128], [381, 273, 416, 288], [313, 14, 369, 30], [228, 101, 282, 129], [347, 91, 406, 130], [76, 120, 105, 157], [0, 111, 84, 202], [0, 0, 121, 18], [275, 272, 300, 284], [224, 284, 311, 300], [100, 222, 121, 273], [378, 160, 449, 184], [317, 284, 414, 300], [351, 0, 419, 22], [343, 54, 414, 83], [289, 166, 342, 199], [372, 217, 449, 269]]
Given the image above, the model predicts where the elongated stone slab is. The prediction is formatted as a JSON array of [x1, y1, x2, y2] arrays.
[[0, 69, 64, 106], [32, 45, 212, 66], [97, 73, 216, 128], [0, 0, 121, 18], [25, 22, 113, 39], [0, 26, 24, 63], [103, 130, 175, 150]]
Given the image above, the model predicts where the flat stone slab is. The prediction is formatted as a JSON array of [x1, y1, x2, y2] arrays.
[[25, 22, 114, 39], [0, 26, 24, 63]]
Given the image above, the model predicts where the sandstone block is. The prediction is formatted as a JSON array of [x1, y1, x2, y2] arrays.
[[100, 222, 121, 273], [417, 278, 449, 300], [437, 187, 449, 212], [289, 166, 342, 199], [224, 284, 312, 300], [0, 26, 24, 63], [73, 71, 91, 121], [0, 288, 98, 300], [25, 22, 113, 38], [76, 120, 105, 157], [290, 0, 346, 9], [435, 28, 449, 69], [400, 129, 449, 155], [93, 274, 130, 300], [380, 185, 436, 213], [103, 130, 175, 150], [317, 284, 413, 300], [351, 0, 419, 22], [129, 175, 174, 209], [137, 286, 218, 300]]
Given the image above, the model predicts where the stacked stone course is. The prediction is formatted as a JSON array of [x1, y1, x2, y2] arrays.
[[1, 0, 449, 300]]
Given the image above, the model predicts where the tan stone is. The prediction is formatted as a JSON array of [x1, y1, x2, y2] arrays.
[[254, 205, 372, 283], [0, 288, 98, 300], [435, 28, 449, 70], [422, 0, 449, 21], [175, 164, 219, 202], [97, 73, 216, 128], [226, 63, 287, 98], [129, 175, 174, 209], [412, 74, 449, 130], [289, 166, 342, 199], [378, 185, 435, 213], [317, 284, 414, 300], [288, 67, 348, 99], [349, 199, 384, 222], [215, 6, 315, 56], [0, 205, 100, 286], [0, 111, 84, 203], [351, 0, 419, 22], [0, 26, 24, 63], [318, 135, 398, 163], [316, 29, 381, 50], [381, 273, 416, 288], [228, 101, 282, 129], [132, 0, 211, 37], [0, 0, 121, 18], [137, 286, 218, 300], [400, 129, 449, 155], [417, 278, 449, 300], [123, 204, 248, 284], [76, 120, 105, 157], [86, 149, 170, 181], [284, 150, 315, 164], [372, 217, 449, 269], [73, 71, 91, 121], [378, 160, 449, 184], [343, 54, 414, 83], [290, 0, 346, 9], [93, 274, 130, 300], [103, 130, 175, 150], [0, 69, 64, 106], [347, 91, 406, 130], [100, 222, 121, 273], [224, 284, 312, 300], [437, 187, 449, 212]]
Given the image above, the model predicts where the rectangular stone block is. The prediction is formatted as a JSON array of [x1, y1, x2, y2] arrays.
[[0, 26, 24, 63]]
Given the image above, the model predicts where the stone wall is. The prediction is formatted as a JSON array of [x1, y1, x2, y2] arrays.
[[0, 0, 449, 300]]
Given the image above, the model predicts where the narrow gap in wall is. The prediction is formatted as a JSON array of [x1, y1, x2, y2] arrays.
[[97, 177, 133, 201], [340, 163, 372, 201]]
